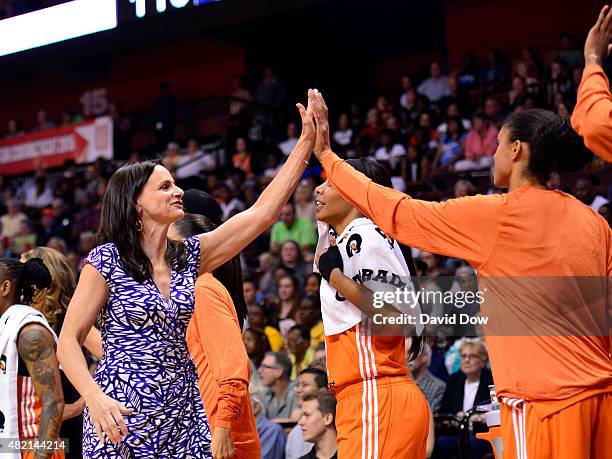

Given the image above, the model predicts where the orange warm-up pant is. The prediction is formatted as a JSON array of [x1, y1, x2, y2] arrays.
[[335, 376, 430, 459], [500, 393, 611, 459]]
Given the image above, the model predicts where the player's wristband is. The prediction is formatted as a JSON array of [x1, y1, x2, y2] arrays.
[[319, 245, 343, 282]]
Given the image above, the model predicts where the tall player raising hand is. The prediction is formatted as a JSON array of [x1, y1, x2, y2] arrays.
[[309, 87, 611, 459]]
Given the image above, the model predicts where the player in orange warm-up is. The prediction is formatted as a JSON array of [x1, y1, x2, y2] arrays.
[[171, 191, 261, 459], [314, 157, 429, 459], [572, 4, 612, 161], [309, 89, 611, 459]]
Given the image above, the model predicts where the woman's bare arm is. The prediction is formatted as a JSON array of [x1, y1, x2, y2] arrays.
[[198, 103, 315, 273]]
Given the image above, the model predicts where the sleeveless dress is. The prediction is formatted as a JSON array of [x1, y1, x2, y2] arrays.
[[82, 236, 212, 458]]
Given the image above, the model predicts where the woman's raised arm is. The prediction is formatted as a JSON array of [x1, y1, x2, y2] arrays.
[[198, 103, 315, 273]]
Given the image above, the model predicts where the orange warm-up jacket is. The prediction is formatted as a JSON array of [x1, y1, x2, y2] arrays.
[[571, 63, 612, 162], [186, 272, 261, 458], [321, 152, 611, 419]]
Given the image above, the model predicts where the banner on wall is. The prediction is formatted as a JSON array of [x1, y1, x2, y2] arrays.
[[0, 116, 113, 176]]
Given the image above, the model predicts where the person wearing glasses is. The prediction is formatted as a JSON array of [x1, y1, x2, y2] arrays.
[[258, 352, 300, 422], [435, 340, 493, 458], [286, 324, 315, 380]]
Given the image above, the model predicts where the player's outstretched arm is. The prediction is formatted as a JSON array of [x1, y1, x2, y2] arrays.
[[310, 89, 503, 267], [571, 4, 612, 162]]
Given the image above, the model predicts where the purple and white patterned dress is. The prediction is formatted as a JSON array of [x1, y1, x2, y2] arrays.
[[82, 236, 212, 458]]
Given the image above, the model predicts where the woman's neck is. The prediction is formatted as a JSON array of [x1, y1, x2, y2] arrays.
[[329, 209, 363, 236], [140, 225, 169, 266], [508, 172, 545, 192], [466, 372, 481, 383]]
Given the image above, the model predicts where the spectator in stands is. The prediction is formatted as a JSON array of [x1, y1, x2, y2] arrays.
[[331, 113, 354, 157], [401, 143, 429, 192], [247, 302, 284, 352], [484, 95, 504, 128], [480, 49, 508, 86], [46, 236, 68, 256], [36, 208, 63, 247], [272, 274, 301, 336], [435, 340, 493, 459], [270, 203, 318, 255], [153, 81, 176, 148], [214, 184, 245, 221], [32, 108, 55, 132], [408, 342, 446, 415], [557, 102, 571, 120], [417, 61, 451, 103], [304, 272, 321, 298], [11, 219, 36, 253], [441, 75, 471, 115], [5, 119, 24, 138], [243, 327, 271, 370], [251, 389, 286, 459], [574, 176, 609, 212], [287, 324, 314, 379], [162, 141, 181, 173], [546, 61, 572, 107], [373, 129, 407, 191], [355, 109, 382, 154], [398, 88, 420, 127], [255, 67, 287, 110], [22, 171, 54, 209], [232, 137, 255, 178], [286, 368, 329, 459], [175, 139, 216, 179], [296, 295, 324, 350], [399, 75, 414, 109], [229, 75, 253, 117], [453, 179, 477, 199], [0, 199, 27, 239], [279, 122, 300, 157], [294, 183, 316, 224], [298, 392, 338, 459], [259, 351, 299, 421], [558, 32, 583, 71], [509, 76, 529, 111], [432, 116, 466, 173], [436, 103, 471, 136], [279, 240, 312, 284], [455, 112, 498, 171]]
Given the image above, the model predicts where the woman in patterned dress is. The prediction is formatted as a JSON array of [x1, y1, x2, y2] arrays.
[[57, 103, 315, 458]]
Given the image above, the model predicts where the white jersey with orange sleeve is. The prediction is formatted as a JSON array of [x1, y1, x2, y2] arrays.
[[317, 217, 422, 336]]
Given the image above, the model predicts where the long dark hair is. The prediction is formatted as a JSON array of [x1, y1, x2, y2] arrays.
[[173, 211, 248, 330], [346, 158, 423, 361], [0, 258, 52, 305], [96, 160, 187, 283], [504, 109, 592, 184]]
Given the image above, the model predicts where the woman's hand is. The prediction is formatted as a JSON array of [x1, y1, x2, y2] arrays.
[[585, 5, 612, 66], [309, 89, 333, 162], [296, 101, 316, 144], [211, 426, 235, 459], [86, 391, 133, 445]]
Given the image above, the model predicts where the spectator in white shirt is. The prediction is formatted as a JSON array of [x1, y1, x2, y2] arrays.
[[574, 176, 609, 212], [372, 129, 406, 190], [175, 139, 216, 179], [331, 113, 353, 156], [23, 172, 54, 209], [278, 122, 299, 157], [214, 184, 245, 221], [0, 199, 27, 238], [417, 61, 451, 103]]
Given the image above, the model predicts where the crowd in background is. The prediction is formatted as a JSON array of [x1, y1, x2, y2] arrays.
[[1, 37, 610, 458]]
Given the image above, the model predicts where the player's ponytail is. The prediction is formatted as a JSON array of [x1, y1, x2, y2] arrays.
[[504, 109, 592, 184], [346, 159, 424, 360], [0, 257, 52, 305]]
